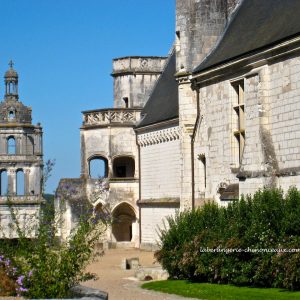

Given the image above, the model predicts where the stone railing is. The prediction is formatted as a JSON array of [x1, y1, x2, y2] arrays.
[[0, 155, 40, 161], [0, 195, 43, 204], [112, 56, 167, 75], [82, 108, 142, 127]]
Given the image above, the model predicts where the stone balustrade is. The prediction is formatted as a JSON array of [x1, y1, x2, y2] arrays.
[[0, 195, 43, 204], [0, 155, 41, 161], [82, 108, 142, 127], [112, 56, 166, 76]]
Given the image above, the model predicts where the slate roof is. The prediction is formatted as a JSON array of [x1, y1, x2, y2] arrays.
[[194, 0, 300, 73], [137, 49, 178, 128]]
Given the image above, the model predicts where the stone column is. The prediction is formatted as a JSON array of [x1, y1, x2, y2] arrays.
[[80, 132, 88, 178], [107, 158, 113, 178], [0, 136, 6, 154], [24, 169, 31, 195], [177, 75, 197, 210], [7, 169, 15, 195]]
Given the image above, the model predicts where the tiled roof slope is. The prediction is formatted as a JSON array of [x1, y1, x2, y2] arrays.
[[194, 0, 300, 73], [137, 49, 178, 128]]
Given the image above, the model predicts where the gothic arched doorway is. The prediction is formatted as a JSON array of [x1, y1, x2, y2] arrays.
[[112, 203, 136, 242]]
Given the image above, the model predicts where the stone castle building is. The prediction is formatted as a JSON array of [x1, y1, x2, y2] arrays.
[[58, 0, 300, 249], [0, 62, 44, 237]]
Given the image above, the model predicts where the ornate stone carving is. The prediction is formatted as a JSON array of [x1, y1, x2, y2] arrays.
[[137, 126, 180, 147], [83, 109, 142, 126], [139, 58, 148, 69]]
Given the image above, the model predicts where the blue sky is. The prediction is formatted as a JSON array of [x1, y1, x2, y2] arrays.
[[0, 0, 175, 193]]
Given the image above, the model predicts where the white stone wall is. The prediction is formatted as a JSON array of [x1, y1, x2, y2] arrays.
[[178, 80, 198, 209], [109, 181, 139, 210], [81, 126, 139, 178], [140, 206, 177, 245], [112, 57, 166, 108], [113, 74, 161, 108], [194, 80, 238, 203], [138, 126, 181, 200], [268, 58, 300, 170], [194, 54, 300, 201], [0, 204, 39, 238]]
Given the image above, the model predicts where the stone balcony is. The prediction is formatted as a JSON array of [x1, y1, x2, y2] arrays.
[[82, 108, 142, 128]]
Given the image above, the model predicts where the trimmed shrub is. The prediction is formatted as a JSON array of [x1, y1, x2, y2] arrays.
[[156, 187, 300, 290]]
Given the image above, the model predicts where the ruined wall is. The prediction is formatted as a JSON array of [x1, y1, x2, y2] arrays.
[[0, 204, 40, 238], [0, 125, 43, 196]]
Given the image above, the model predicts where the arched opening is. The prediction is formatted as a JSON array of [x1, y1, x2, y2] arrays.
[[0, 170, 8, 196], [16, 169, 25, 196], [112, 203, 136, 242], [8, 110, 15, 120], [113, 156, 135, 178], [89, 156, 108, 178], [7, 137, 16, 155]]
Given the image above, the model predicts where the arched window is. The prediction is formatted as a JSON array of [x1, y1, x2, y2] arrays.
[[0, 170, 8, 196], [16, 169, 25, 196], [112, 203, 136, 242], [89, 156, 108, 179], [113, 156, 135, 178], [8, 110, 15, 120], [7, 137, 16, 155]]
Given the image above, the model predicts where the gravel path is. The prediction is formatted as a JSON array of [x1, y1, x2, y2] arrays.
[[83, 248, 197, 300]]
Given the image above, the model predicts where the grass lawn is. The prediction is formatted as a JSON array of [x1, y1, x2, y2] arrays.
[[142, 280, 300, 300]]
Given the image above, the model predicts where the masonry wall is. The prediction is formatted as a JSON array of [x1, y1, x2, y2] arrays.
[[0, 204, 40, 238], [112, 57, 166, 108], [241, 55, 300, 194], [138, 126, 181, 200], [137, 124, 180, 248], [81, 126, 138, 178], [176, 0, 239, 73], [176, 0, 240, 209], [113, 74, 161, 108], [140, 206, 177, 247], [194, 80, 238, 204], [194, 53, 300, 202]]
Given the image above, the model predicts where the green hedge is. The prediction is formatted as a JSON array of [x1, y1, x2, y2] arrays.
[[155, 187, 300, 290]]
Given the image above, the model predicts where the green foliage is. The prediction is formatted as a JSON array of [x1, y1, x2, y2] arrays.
[[0, 197, 109, 298], [142, 280, 300, 300], [156, 187, 300, 290]]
